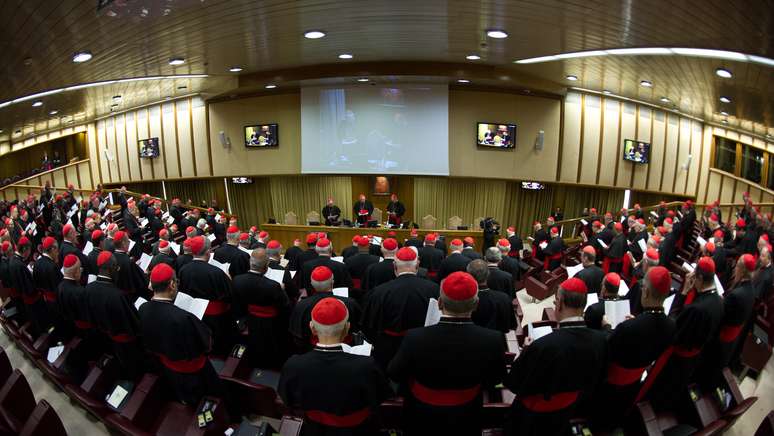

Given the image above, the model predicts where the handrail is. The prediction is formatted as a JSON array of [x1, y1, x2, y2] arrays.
[[553, 201, 686, 227], [1, 159, 91, 193], [100, 188, 237, 219], [708, 167, 774, 197]]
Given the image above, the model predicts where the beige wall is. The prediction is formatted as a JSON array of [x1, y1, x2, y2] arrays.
[[703, 168, 774, 222], [0, 159, 95, 202], [0, 124, 88, 157]]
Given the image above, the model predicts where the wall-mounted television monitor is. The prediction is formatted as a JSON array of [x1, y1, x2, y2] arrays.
[[138, 138, 160, 158], [477, 122, 516, 149], [521, 181, 545, 190], [623, 139, 650, 164], [245, 124, 278, 147]]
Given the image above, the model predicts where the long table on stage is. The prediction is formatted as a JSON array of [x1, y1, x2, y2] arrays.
[[260, 224, 485, 253]]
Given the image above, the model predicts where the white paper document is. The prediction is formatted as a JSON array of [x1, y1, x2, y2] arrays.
[[47, 345, 65, 363], [238, 246, 251, 254], [342, 340, 372, 356], [139, 218, 148, 228], [505, 330, 520, 354], [617, 280, 630, 297], [99, 200, 108, 211], [87, 274, 97, 284], [566, 264, 584, 278], [424, 298, 442, 327], [580, 219, 588, 226], [663, 294, 675, 313], [83, 241, 94, 256], [166, 216, 175, 225], [108, 193, 114, 205], [207, 233, 216, 242], [650, 211, 659, 218], [265, 268, 285, 285], [331, 256, 345, 263], [332, 287, 349, 298], [128, 240, 136, 253], [134, 297, 148, 311], [527, 323, 553, 341], [714, 275, 725, 296], [597, 239, 608, 249], [539, 241, 548, 250], [604, 300, 631, 328], [169, 241, 180, 255], [106, 385, 129, 409], [174, 292, 209, 320], [208, 257, 231, 277], [371, 236, 382, 246], [682, 262, 695, 273], [585, 293, 599, 310], [136, 253, 153, 272], [696, 236, 707, 248], [637, 239, 648, 253]]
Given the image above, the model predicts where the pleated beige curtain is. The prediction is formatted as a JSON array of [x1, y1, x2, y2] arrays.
[[413, 177, 508, 229], [556, 186, 625, 218], [502, 183, 556, 237], [165, 179, 223, 209], [269, 176, 352, 224], [228, 178, 275, 227]]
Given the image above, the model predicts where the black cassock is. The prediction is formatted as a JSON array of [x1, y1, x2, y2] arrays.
[[386, 201, 405, 225], [341, 245, 358, 260], [532, 229, 549, 260], [288, 293, 362, 351], [57, 278, 90, 336], [438, 253, 471, 281], [268, 260, 299, 304], [138, 300, 221, 405], [297, 256, 352, 292], [576, 265, 604, 295], [499, 256, 522, 282], [603, 234, 626, 274], [113, 250, 150, 301], [321, 205, 341, 226], [149, 253, 176, 272], [504, 321, 608, 436], [360, 274, 439, 369], [352, 200, 374, 225], [232, 271, 290, 369], [344, 253, 380, 295], [293, 249, 319, 273], [471, 288, 517, 333], [658, 232, 678, 267], [461, 247, 482, 260], [178, 260, 234, 355], [175, 253, 194, 272], [486, 266, 513, 299], [418, 246, 444, 276], [542, 237, 565, 271], [85, 276, 143, 378], [7, 254, 33, 325], [32, 255, 62, 335], [628, 230, 649, 261], [213, 243, 250, 277], [278, 345, 393, 436], [387, 317, 506, 436], [283, 246, 304, 271], [85, 247, 103, 277], [361, 259, 395, 293], [59, 240, 88, 276]]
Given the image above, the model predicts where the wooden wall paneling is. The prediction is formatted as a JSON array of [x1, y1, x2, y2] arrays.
[[161, 103, 178, 178], [137, 108, 153, 180], [673, 118, 690, 193], [97, 120, 112, 183], [694, 125, 709, 200], [632, 106, 652, 189], [576, 94, 587, 183], [126, 111, 141, 182], [77, 161, 93, 190], [64, 165, 78, 189], [705, 171, 721, 204], [684, 121, 700, 196], [598, 98, 619, 186], [661, 115, 679, 192], [579, 94, 601, 185], [88, 122, 102, 185], [52, 167, 66, 190], [616, 102, 636, 188], [647, 110, 665, 191], [192, 97, 210, 176], [106, 117, 121, 182], [720, 174, 737, 220], [115, 114, 130, 182], [176, 99, 196, 178], [560, 92, 582, 183], [148, 105, 165, 179]]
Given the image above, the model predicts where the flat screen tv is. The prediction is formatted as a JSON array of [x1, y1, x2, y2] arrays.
[[138, 138, 160, 158], [477, 122, 516, 149], [245, 124, 278, 147], [623, 139, 650, 164]]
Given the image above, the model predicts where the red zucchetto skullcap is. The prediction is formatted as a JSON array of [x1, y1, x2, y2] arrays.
[[267, 240, 281, 250], [667, 211, 675, 217], [550, 227, 559, 235], [496, 238, 510, 248], [646, 248, 659, 261], [249, 226, 257, 233], [387, 231, 397, 237], [614, 222, 623, 232], [311, 266, 333, 282], [646, 266, 671, 295], [239, 232, 249, 241], [590, 208, 597, 214], [736, 219, 746, 229], [463, 236, 474, 245], [713, 230, 724, 240], [396, 246, 417, 261], [352, 235, 361, 244], [741, 254, 756, 272], [186, 226, 195, 234], [316, 238, 331, 248], [91, 229, 104, 240], [159, 240, 169, 249], [357, 236, 370, 247], [657, 226, 666, 235], [592, 221, 602, 228], [704, 242, 715, 254], [450, 238, 463, 247], [227, 225, 239, 234], [18, 236, 30, 248], [63, 254, 79, 268], [424, 233, 437, 243], [108, 223, 118, 231], [762, 234, 770, 242], [312, 297, 347, 325], [189, 236, 205, 255], [150, 263, 175, 284], [507, 226, 515, 232], [207, 207, 214, 214], [410, 228, 418, 236], [664, 218, 673, 225], [55, 195, 63, 202], [259, 231, 268, 239], [637, 218, 645, 225], [96, 251, 113, 267], [113, 231, 126, 243], [560, 277, 587, 294], [441, 271, 478, 301], [604, 272, 621, 287], [42, 236, 56, 250], [651, 235, 662, 244], [382, 238, 398, 251], [306, 233, 318, 244], [317, 232, 327, 240], [582, 245, 596, 255], [159, 229, 168, 237], [62, 223, 74, 236], [1, 241, 10, 253], [697, 256, 715, 274], [709, 213, 718, 222]]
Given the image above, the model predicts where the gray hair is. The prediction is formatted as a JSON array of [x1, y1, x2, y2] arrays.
[[311, 277, 334, 293], [311, 313, 349, 337], [439, 292, 479, 315], [315, 244, 332, 255], [484, 247, 502, 263], [250, 248, 269, 272], [466, 259, 489, 285], [558, 288, 586, 309]]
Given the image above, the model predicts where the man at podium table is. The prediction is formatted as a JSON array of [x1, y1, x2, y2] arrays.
[[321, 197, 341, 226], [386, 193, 405, 227], [353, 193, 374, 227]]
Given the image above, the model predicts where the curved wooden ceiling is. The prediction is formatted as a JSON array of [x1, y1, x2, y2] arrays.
[[0, 0, 772, 140]]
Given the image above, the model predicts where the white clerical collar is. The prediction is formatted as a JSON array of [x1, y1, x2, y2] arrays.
[[397, 271, 416, 277], [559, 316, 585, 323], [42, 253, 53, 260]]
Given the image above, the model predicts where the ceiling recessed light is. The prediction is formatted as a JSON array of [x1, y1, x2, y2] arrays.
[[265, 84, 277, 89], [719, 96, 731, 103], [457, 79, 470, 83], [0, 129, 3, 134], [715, 68, 732, 78], [660, 97, 670, 103], [177, 85, 187, 90], [338, 53, 353, 59], [720, 111, 729, 116], [486, 29, 508, 39], [721, 119, 728, 124], [357, 77, 369, 82], [566, 75, 578, 81], [72, 51, 92, 63], [304, 30, 326, 39], [602, 90, 612, 95], [168, 57, 185, 66], [466, 54, 481, 60], [49, 110, 58, 115], [31, 100, 43, 107], [14, 130, 21, 134], [229, 66, 243, 72], [640, 80, 653, 87]]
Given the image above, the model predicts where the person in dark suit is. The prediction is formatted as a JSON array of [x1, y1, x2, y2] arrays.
[[584, 272, 621, 330], [438, 239, 471, 280], [290, 233, 319, 272], [342, 235, 361, 260], [484, 247, 513, 298], [297, 238, 352, 292], [344, 237, 380, 291], [462, 236, 482, 260], [212, 226, 250, 277], [352, 193, 374, 227], [576, 246, 605, 295], [418, 234, 444, 279], [496, 238, 521, 282], [468, 259, 516, 333], [362, 238, 398, 292], [405, 229, 423, 249], [388, 271, 506, 436]]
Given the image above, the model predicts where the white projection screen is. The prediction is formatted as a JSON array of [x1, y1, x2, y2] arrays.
[[301, 84, 449, 175]]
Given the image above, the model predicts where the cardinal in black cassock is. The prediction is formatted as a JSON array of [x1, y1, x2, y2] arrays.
[[321, 197, 342, 226], [352, 194, 373, 226]]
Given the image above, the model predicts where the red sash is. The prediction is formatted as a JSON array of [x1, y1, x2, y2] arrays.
[[543, 252, 562, 270], [42, 290, 57, 303], [21, 290, 41, 305], [673, 346, 701, 358], [158, 353, 206, 373], [602, 256, 622, 274], [383, 329, 406, 337], [306, 408, 370, 428], [622, 254, 632, 279], [718, 324, 743, 343], [607, 362, 647, 386], [204, 300, 230, 316], [109, 333, 135, 343], [247, 304, 278, 318], [409, 380, 481, 407], [74, 320, 92, 330], [352, 278, 362, 289], [520, 391, 580, 413], [633, 347, 674, 406]]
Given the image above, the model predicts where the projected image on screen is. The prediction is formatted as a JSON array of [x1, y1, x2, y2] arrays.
[[301, 84, 449, 175]]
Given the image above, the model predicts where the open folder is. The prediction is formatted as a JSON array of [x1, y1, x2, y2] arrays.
[[173, 292, 209, 320], [527, 323, 552, 341], [424, 298, 441, 326], [604, 300, 631, 328]]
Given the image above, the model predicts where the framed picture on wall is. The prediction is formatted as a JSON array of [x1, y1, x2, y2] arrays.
[[244, 124, 279, 147], [372, 176, 394, 196]]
